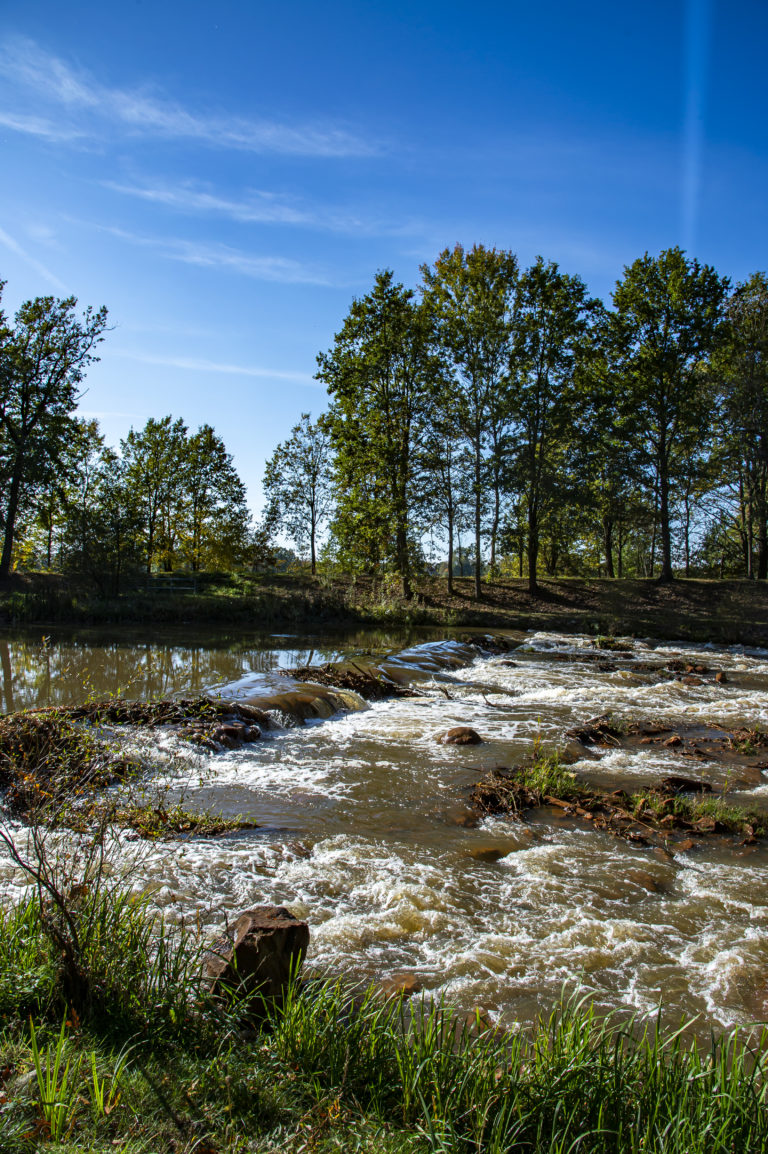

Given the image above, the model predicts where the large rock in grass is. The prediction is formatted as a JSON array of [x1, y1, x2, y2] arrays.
[[205, 906, 309, 1016]]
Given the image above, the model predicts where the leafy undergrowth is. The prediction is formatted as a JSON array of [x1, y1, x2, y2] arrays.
[[0, 887, 766, 1152], [104, 801, 259, 839], [470, 754, 768, 843], [0, 701, 263, 835]]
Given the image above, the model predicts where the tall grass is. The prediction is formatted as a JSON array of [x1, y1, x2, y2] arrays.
[[0, 886, 204, 1032], [269, 979, 768, 1153], [0, 889, 765, 1150]]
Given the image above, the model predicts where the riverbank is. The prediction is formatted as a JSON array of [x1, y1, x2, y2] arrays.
[[2, 572, 768, 646], [0, 886, 765, 1152]]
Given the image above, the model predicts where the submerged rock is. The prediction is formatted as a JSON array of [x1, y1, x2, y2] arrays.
[[205, 906, 309, 1016], [468, 846, 509, 862], [626, 869, 661, 893], [380, 971, 423, 999], [436, 726, 484, 745]]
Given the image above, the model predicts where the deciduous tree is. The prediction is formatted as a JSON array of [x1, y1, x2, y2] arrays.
[[262, 413, 332, 574], [422, 245, 518, 599], [0, 287, 108, 578], [609, 249, 728, 581], [317, 271, 433, 598]]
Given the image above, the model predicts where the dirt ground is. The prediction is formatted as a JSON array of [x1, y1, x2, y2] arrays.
[[2, 571, 768, 645]]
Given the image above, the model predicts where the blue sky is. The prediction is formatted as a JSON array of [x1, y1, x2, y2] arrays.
[[0, 0, 765, 510]]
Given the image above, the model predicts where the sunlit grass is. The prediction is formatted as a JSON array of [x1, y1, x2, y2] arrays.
[[0, 887, 766, 1151]]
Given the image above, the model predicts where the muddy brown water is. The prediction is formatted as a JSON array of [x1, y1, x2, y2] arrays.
[[0, 625, 767, 1032]]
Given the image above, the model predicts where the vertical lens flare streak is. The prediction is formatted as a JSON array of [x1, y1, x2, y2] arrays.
[[682, 0, 714, 254]]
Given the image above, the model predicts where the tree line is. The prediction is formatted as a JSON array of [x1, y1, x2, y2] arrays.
[[2, 246, 767, 599], [265, 246, 768, 596], [0, 281, 253, 590]]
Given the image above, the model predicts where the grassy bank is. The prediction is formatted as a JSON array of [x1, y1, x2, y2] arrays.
[[0, 884, 766, 1152], [2, 571, 768, 645]]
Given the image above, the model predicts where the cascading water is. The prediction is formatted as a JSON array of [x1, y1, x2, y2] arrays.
[[0, 628, 766, 1030]]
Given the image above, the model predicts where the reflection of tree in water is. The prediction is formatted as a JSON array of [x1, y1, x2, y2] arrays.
[[0, 641, 16, 713], [0, 628, 419, 710]]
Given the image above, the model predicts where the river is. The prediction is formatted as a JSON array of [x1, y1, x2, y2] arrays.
[[0, 625, 766, 1032]]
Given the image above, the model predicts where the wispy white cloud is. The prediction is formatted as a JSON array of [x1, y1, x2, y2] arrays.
[[0, 226, 67, 291], [112, 349, 319, 386], [104, 181, 314, 226], [0, 37, 376, 157], [102, 177, 419, 238], [0, 109, 83, 142], [94, 222, 331, 284], [78, 408, 145, 420]]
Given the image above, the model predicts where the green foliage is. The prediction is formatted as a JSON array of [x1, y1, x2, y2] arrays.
[[711, 272, 768, 577], [263, 412, 333, 574], [514, 753, 583, 801], [510, 257, 601, 590], [609, 248, 730, 580], [28, 1014, 80, 1141], [0, 284, 108, 580], [318, 271, 434, 597], [422, 244, 518, 597]]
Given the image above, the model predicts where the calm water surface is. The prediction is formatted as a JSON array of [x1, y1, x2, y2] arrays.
[[1, 625, 767, 1033]]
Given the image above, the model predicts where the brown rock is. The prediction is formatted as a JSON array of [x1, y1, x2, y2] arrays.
[[213, 723, 249, 748], [681, 676, 703, 686], [436, 726, 484, 745], [659, 775, 712, 794], [205, 906, 309, 1015], [468, 846, 509, 863], [380, 971, 422, 1000], [715, 671, 728, 684], [626, 869, 660, 893], [663, 735, 682, 747], [677, 839, 696, 852], [444, 804, 480, 828]]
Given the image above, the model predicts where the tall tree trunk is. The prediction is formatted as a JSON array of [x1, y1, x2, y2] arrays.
[[0, 464, 24, 579], [0, 641, 15, 712], [603, 516, 615, 578], [396, 521, 411, 599], [446, 502, 454, 596], [683, 490, 691, 578], [527, 501, 539, 595], [490, 472, 500, 578], [658, 463, 674, 582], [742, 505, 751, 577], [757, 472, 767, 580], [648, 496, 657, 578], [473, 439, 482, 600], [114, 525, 122, 597]]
